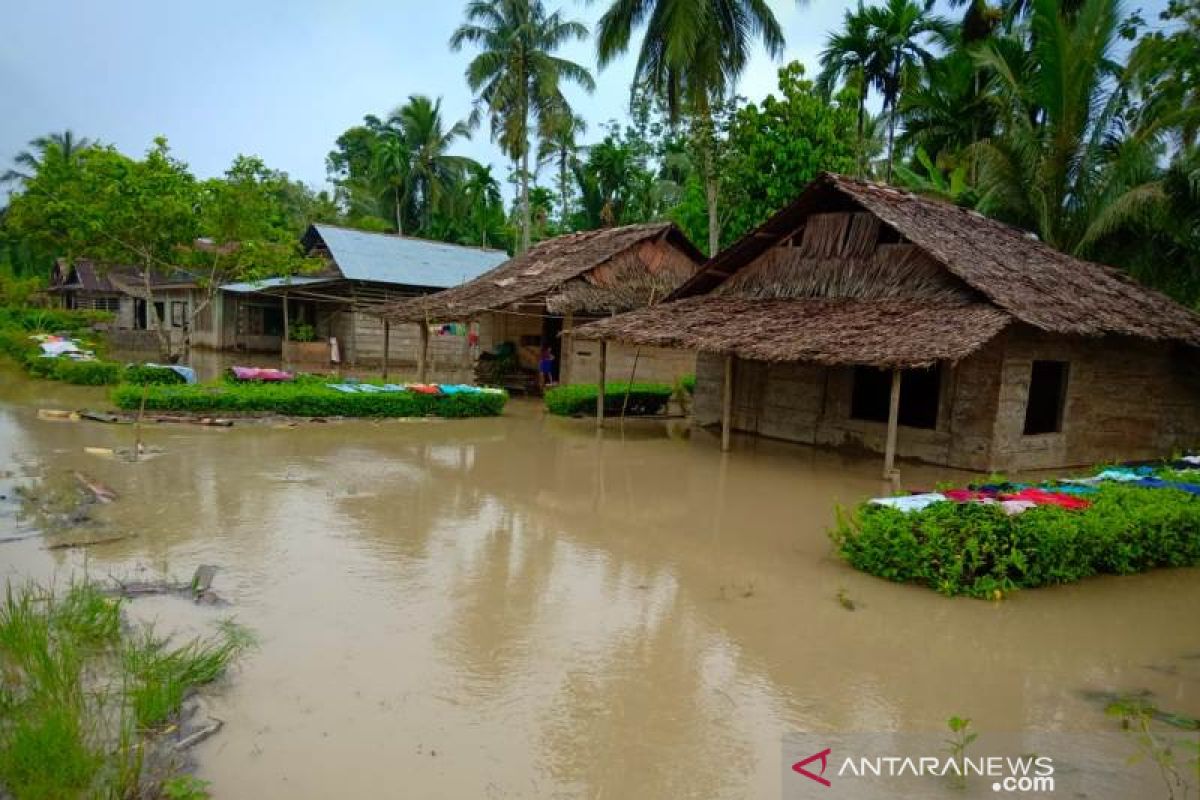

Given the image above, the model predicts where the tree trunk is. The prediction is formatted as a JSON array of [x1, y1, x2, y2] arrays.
[[886, 100, 898, 183], [704, 171, 720, 257], [520, 147, 531, 253], [559, 150, 569, 230], [856, 90, 867, 178], [142, 262, 169, 360], [395, 187, 403, 235]]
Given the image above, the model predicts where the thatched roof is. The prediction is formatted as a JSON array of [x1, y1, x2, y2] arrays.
[[574, 297, 1011, 368], [378, 223, 703, 322], [674, 172, 1200, 344]]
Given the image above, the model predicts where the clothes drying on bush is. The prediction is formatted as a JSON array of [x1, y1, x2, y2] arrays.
[[230, 366, 293, 382]]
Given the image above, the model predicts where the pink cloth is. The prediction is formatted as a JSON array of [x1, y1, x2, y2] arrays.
[[231, 366, 293, 382]]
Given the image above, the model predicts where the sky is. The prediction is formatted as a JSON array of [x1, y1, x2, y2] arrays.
[[1, 0, 1169, 200], [0, 0, 850, 198]]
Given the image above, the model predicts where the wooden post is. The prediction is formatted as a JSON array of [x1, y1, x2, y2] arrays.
[[381, 319, 390, 381], [883, 367, 902, 479], [417, 321, 430, 383], [561, 310, 573, 385], [721, 354, 734, 452], [281, 292, 289, 361], [596, 340, 607, 429]]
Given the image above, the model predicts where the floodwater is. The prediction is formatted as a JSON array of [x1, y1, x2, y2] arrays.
[[1, 362, 1197, 798]]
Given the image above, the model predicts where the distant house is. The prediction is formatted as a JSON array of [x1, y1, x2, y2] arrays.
[[218, 224, 509, 365], [49, 259, 200, 350], [578, 173, 1200, 472], [379, 223, 705, 386]]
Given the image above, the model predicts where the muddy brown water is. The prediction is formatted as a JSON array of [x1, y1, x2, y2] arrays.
[[1, 362, 1197, 798]]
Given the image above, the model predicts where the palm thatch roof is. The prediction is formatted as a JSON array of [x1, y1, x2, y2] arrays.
[[377, 223, 704, 322], [577, 173, 1200, 368], [573, 297, 1011, 368]]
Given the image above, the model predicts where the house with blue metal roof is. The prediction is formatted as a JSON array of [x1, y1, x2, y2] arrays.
[[213, 224, 508, 367]]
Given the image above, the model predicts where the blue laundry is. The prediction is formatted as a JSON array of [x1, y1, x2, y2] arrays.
[[1132, 477, 1200, 496]]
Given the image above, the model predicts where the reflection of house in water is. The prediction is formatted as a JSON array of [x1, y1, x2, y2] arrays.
[[376, 223, 705, 388], [580, 173, 1200, 472]]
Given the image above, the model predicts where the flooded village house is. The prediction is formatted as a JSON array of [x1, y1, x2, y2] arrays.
[[51, 225, 509, 365], [378, 222, 704, 386], [578, 173, 1200, 472]]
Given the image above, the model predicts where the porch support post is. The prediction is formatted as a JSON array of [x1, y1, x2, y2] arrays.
[[721, 354, 734, 452], [596, 339, 607, 428], [418, 320, 430, 383], [381, 319, 390, 381], [883, 367, 902, 479], [282, 292, 290, 359]]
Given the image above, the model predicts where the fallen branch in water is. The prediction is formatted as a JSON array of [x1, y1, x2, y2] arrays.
[[74, 471, 117, 504], [106, 565, 225, 605], [174, 716, 225, 751], [46, 533, 133, 550]]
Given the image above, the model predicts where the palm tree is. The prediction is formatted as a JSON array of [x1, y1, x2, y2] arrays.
[[538, 108, 587, 229], [818, 2, 876, 177], [391, 95, 474, 233], [595, 0, 789, 255], [462, 163, 503, 247], [371, 126, 410, 234], [2, 130, 93, 184], [898, 46, 996, 170], [971, 0, 1157, 254], [862, 0, 951, 181], [450, 0, 595, 253]]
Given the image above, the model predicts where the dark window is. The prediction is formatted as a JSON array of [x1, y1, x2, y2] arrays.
[[170, 300, 186, 327], [850, 365, 942, 429], [1023, 360, 1068, 435]]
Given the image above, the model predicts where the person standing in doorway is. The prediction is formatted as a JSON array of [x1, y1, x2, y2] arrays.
[[539, 346, 556, 391]]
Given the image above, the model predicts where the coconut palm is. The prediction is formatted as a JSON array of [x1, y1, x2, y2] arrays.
[[818, 2, 876, 176], [595, 0, 790, 255], [391, 95, 475, 233], [862, 0, 951, 181], [538, 108, 587, 229], [2, 130, 93, 185], [371, 126, 410, 234], [450, 0, 595, 253], [971, 0, 1159, 254], [462, 163, 504, 247]]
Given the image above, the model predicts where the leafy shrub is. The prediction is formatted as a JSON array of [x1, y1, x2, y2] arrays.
[[111, 381, 507, 418], [544, 382, 673, 416], [287, 322, 316, 342], [831, 484, 1200, 598], [123, 364, 186, 385], [23, 354, 123, 385], [679, 374, 696, 394], [0, 307, 112, 334]]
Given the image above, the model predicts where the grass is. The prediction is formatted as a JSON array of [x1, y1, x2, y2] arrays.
[[111, 380, 508, 418], [831, 476, 1200, 598], [544, 381, 674, 417], [0, 580, 248, 799]]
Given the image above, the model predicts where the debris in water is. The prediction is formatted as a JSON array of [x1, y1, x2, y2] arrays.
[[74, 471, 117, 503], [175, 715, 225, 751], [836, 587, 856, 611], [108, 565, 226, 605], [46, 532, 133, 550], [37, 408, 79, 421]]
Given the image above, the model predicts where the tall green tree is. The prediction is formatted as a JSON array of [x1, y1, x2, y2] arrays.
[[595, 0, 790, 255], [451, 0, 595, 253], [392, 95, 475, 233], [862, 0, 951, 181], [1, 130, 93, 185], [818, 2, 876, 176], [538, 109, 587, 229]]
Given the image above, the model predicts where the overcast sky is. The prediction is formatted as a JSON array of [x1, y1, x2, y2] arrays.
[[1, 0, 1167, 199]]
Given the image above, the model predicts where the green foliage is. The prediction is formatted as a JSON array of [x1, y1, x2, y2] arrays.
[[123, 627, 245, 729], [111, 381, 508, 418], [123, 364, 186, 385], [287, 322, 316, 342], [544, 382, 673, 416], [162, 775, 212, 800], [831, 484, 1200, 598], [678, 374, 696, 394], [23, 355, 123, 385]]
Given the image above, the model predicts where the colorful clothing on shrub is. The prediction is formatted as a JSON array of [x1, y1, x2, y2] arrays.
[[1131, 477, 1200, 495], [407, 384, 441, 395], [999, 487, 1091, 510], [231, 366, 293, 382], [869, 493, 947, 513], [943, 489, 994, 503], [1000, 500, 1038, 516]]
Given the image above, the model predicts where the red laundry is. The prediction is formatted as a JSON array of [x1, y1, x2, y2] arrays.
[[943, 489, 995, 503], [999, 488, 1091, 511]]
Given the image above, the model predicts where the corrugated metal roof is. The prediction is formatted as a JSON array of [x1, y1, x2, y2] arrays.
[[311, 224, 509, 288], [220, 276, 335, 294]]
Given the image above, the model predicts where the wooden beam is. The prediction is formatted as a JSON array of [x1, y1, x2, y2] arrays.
[[883, 368, 902, 479], [721, 354, 734, 452], [596, 340, 607, 429], [381, 319, 390, 381], [282, 292, 289, 361], [417, 321, 429, 383]]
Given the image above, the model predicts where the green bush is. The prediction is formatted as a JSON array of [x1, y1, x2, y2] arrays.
[[679, 374, 696, 395], [23, 354, 123, 385], [544, 382, 674, 417], [123, 364, 186, 385], [0, 307, 112, 334], [287, 322, 316, 342], [111, 381, 508, 418], [831, 484, 1200, 598]]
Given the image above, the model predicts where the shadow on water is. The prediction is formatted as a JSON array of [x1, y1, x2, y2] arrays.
[[0, 361, 1197, 798]]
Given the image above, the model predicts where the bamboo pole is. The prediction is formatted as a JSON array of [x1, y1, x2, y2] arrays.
[[721, 354, 734, 452], [417, 320, 430, 383], [281, 292, 289, 362], [596, 340, 607, 429], [883, 368, 902, 480], [381, 319, 390, 381]]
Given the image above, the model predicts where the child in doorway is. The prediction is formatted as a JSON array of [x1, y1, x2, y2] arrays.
[[539, 346, 556, 390]]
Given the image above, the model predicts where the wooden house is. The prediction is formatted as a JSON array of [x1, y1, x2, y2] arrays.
[[379, 223, 704, 386], [577, 173, 1200, 472]]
